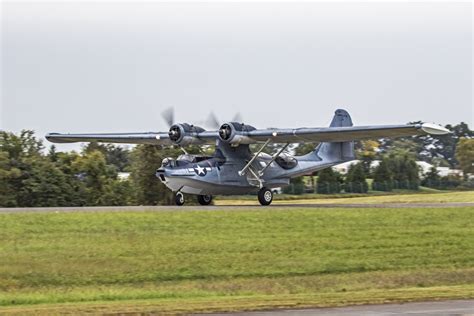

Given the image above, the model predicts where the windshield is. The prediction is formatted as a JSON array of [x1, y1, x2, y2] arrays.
[[171, 154, 214, 167], [177, 154, 195, 162]]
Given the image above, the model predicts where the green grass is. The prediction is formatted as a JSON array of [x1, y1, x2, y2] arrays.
[[0, 206, 473, 314]]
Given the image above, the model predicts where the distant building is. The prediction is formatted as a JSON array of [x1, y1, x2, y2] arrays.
[[332, 160, 359, 174], [436, 167, 463, 178], [117, 172, 130, 181]]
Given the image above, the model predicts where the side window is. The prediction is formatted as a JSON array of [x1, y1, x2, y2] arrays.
[[275, 155, 298, 170]]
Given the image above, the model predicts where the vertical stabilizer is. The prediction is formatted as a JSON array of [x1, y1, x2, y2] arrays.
[[314, 109, 355, 162]]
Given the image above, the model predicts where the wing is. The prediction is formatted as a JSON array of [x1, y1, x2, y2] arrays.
[[247, 123, 450, 143], [45, 132, 171, 145], [46, 122, 449, 146], [45, 131, 220, 145]]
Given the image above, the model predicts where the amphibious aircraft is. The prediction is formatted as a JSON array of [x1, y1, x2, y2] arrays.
[[46, 109, 449, 206]]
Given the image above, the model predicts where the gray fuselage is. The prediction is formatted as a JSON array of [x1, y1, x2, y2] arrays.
[[156, 140, 354, 195]]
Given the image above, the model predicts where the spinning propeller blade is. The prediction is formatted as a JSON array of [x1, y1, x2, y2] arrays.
[[232, 112, 243, 123], [204, 112, 220, 129], [161, 107, 174, 127]]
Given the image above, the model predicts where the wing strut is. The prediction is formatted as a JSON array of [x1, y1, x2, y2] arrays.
[[258, 143, 290, 176], [238, 139, 271, 176]]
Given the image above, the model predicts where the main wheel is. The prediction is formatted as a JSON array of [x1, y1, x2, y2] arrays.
[[258, 187, 273, 206], [175, 192, 185, 206], [197, 194, 213, 205]]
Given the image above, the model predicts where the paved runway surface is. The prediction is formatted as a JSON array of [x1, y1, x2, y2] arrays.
[[0, 202, 473, 213], [196, 300, 474, 316]]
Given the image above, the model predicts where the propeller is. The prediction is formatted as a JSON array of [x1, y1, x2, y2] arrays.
[[232, 112, 243, 123], [161, 106, 245, 129], [204, 112, 220, 129], [204, 111, 244, 128], [161, 107, 174, 127]]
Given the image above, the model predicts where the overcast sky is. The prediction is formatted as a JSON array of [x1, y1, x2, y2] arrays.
[[1, 1, 472, 151]]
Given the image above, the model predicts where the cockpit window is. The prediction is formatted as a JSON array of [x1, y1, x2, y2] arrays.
[[177, 154, 195, 162], [194, 156, 213, 162], [162, 153, 223, 168], [161, 157, 175, 167], [174, 154, 214, 166], [176, 154, 213, 163]]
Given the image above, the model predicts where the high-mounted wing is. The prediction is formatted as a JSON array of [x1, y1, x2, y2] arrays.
[[245, 123, 449, 144], [46, 110, 450, 146]]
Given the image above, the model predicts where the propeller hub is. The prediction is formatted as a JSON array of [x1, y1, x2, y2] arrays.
[[168, 125, 182, 142], [219, 123, 233, 141]]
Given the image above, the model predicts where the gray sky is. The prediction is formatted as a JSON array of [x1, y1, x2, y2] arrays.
[[1, 1, 472, 151]]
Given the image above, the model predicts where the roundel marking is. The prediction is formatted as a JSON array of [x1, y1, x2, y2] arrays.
[[194, 164, 207, 176]]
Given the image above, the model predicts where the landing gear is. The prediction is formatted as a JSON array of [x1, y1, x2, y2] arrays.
[[258, 187, 273, 206], [197, 194, 213, 205], [175, 192, 185, 206]]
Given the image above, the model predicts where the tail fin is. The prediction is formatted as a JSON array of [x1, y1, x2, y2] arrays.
[[314, 109, 355, 161]]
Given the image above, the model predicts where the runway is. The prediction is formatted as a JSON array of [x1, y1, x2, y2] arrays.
[[0, 202, 473, 213], [196, 300, 474, 316]]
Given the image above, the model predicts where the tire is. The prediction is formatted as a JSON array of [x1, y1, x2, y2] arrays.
[[258, 187, 273, 206], [197, 194, 213, 205], [175, 192, 185, 206]]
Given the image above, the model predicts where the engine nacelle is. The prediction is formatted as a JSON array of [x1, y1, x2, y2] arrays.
[[218, 122, 256, 145], [168, 123, 206, 146]]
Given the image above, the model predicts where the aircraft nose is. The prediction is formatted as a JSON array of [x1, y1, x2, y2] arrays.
[[156, 168, 167, 182]]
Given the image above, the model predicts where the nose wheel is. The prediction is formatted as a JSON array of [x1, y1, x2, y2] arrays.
[[175, 192, 185, 206], [258, 187, 273, 206], [197, 194, 213, 205]]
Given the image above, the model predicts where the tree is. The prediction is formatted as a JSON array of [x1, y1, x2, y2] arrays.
[[48, 145, 58, 162], [316, 168, 341, 194], [16, 157, 72, 207], [51, 151, 88, 206], [385, 154, 420, 190], [294, 143, 318, 156], [0, 131, 87, 207], [372, 158, 393, 191], [455, 138, 474, 179], [83, 143, 131, 172], [422, 166, 441, 188], [283, 176, 305, 195], [345, 163, 368, 193], [101, 179, 134, 206], [0, 151, 21, 206], [71, 150, 118, 205], [356, 140, 379, 175]]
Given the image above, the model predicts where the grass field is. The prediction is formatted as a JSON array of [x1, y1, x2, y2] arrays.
[[1, 204, 473, 314]]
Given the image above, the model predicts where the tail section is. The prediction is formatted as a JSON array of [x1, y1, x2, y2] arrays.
[[314, 109, 355, 162]]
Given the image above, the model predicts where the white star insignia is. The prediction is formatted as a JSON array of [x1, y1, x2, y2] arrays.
[[195, 165, 205, 175]]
